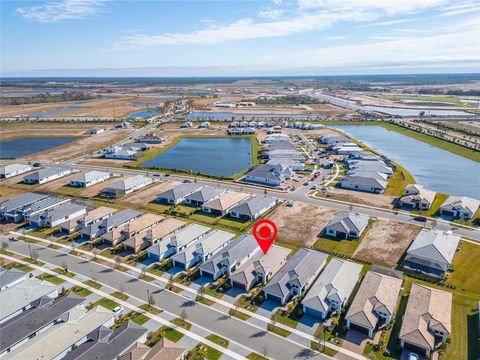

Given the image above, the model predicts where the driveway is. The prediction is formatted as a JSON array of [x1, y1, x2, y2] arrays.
[[334, 330, 369, 360]]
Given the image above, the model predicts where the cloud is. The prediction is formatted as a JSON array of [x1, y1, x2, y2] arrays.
[[112, 10, 376, 49], [258, 9, 284, 19], [298, 0, 447, 16], [16, 0, 107, 23]]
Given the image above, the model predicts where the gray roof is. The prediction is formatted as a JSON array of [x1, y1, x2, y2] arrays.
[[0, 193, 49, 213], [0, 164, 31, 176], [340, 175, 387, 190], [0, 294, 84, 352], [169, 223, 210, 248], [0, 268, 26, 289], [229, 196, 277, 217], [302, 259, 362, 313], [70, 171, 110, 184], [104, 175, 151, 191], [184, 186, 225, 203], [406, 229, 460, 266], [63, 321, 148, 360], [0, 278, 58, 322], [158, 183, 203, 201], [81, 209, 141, 237], [29, 203, 86, 224], [23, 166, 70, 182], [440, 195, 480, 214], [20, 196, 70, 217], [325, 211, 370, 234], [200, 235, 259, 274], [245, 165, 282, 181], [263, 248, 328, 298]]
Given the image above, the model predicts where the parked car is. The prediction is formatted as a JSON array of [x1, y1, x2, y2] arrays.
[[408, 353, 419, 360], [413, 216, 427, 222], [112, 306, 124, 316], [153, 173, 161, 177]]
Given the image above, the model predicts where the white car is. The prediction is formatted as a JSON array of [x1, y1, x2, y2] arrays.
[[112, 306, 124, 315], [408, 353, 420, 360]]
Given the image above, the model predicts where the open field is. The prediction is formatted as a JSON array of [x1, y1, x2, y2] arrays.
[[267, 202, 337, 247], [353, 218, 420, 267], [117, 180, 180, 208]]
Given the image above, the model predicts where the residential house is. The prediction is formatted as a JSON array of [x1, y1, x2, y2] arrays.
[[0, 278, 58, 324], [243, 164, 293, 187], [201, 191, 250, 216], [59, 206, 116, 234], [135, 135, 165, 144], [339, 175, 388, 194], [123, 218, 187, 253], [230, 245, 290, 291], [62, 321, 148, 360], [119, 338, 187, 360], [23, 166, 72, 184], [399, 284, 452, 357], [399, 184, 437, 210], [172, 230, 235, 269], [4, 307, 114, 360], [184, 186, 225, 206], [266, 159, 305, 171], [85, 127, 105, 135], [345, 270, 403, 337], [263, 248, 328, 305], [318, 135, 349, 145], [439, 196, 480, 220], [29, 202, 87, 228], [404, 229, 460, 278], [324, 212, 370, 239], [347, 170, 388, 182], [302, 259, 363, 320], [0, 268, 27, 291], [146, 224, 210, 261], [0, 193, 50, 222], [0, 164, 32, 179], [0, 294, 84, 354], [349, 161, 393, 175], [199, 235, 260, 280], [80, 209, 142, 240], [101, 175, 152, 198], [157, 183, 203, 204], [229, 196, 277, 221], [102, 213, 164, 246], [69, 171, 112, 187]]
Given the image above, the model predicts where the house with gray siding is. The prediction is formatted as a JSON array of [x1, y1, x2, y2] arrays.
[[23, 166, 72, 184], [29, 203, 87, 228], [157, 183, 203, 204], [0, 193, 50, 222], [263, 249, 328, 305], [199, 235, 260, 280], [229, 196, 277, 221], [339, 175, 387, 194], [439, 196, 480, 220], [404, 229, 460, 278], [0, 164, 32, 179], [80, 209, 141, 240], [399, 184, 437, 210], [324, 212, 370, 239], [302, 258, 363, 320], [69, 171, 112, 187], [101, 175, 152, 198], [184, 186, 225, 206]]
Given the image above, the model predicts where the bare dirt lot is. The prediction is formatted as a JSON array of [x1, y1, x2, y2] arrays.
[[77, 176, 125, 198], [117, 180, 180, 208], [353, 218, 421, 267], [316, 188, 396, 209], [265, 202, 338, 247]]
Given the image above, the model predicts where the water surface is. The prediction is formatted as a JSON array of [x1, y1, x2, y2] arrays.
[[141, 137, 252, 177], [30, 107, 87, 117], [332, 125, 480, 198], [187, 112, 320, 119], [0, 137, 78, 158], [364, 106, 473, 117], [127, 109, 161, 118]]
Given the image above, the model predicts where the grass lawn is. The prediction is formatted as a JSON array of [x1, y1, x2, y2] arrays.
[[70, 286, 92, 297], [189, 343, 223, 360], [139, 304, 163, 315], [246, 353, 266, 360], [427, 193, 449, 216], [206, 334, 229, 348], [28, 227, 60, 239], [272, 305, 303, 329], [313, 236, 361, 257], [4, 262, 34, 272], [267, 323, 292, 337], [111, 291, 129, 301], [229, 308, 251, 320], [171, 317, 192, 330], [54, 186, 84, 197], [83, 279, 102, 289], [138, 273, 155, 282], [89, 297, 119, 311], [448, 241, 480, 296], [147, 261, 172, 276], [196, 295, 215, 306], [23, 257, 45, 266], [36, 273, 65, 285], [52, 268, 75, 278], [203, 284, 225, 299], [153, 326, 184, 343], [384, 163, 416, 197]]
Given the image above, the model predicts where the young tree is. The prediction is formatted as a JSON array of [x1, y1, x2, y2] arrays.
[[148, 293, 155, 307], [197, 284, 205, 298], [114, 255, 121, 269], [31, 249, 39, 263], [167, 274, 174, 291], [1, 241, 9, 254], [61, 261, 68, 274], [180, 309, 187, 325]]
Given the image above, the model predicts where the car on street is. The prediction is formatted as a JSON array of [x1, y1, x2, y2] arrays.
[[413, 216, 427, 222]]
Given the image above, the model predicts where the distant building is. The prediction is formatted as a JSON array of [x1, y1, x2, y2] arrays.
[[135, 135, 165, 144], [228, 196, 277, 221], [339, 175, 387, 194], [157, 183, 203, 204], [399, 184, 436, 210], [85, 127, 105, 135], [29, 203, 87, 228], [0, 164, 32, 179]]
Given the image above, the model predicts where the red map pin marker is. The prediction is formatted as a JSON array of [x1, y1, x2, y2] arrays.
[[253, 219, 277, 254]]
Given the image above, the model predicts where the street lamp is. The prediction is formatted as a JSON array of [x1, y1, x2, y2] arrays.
[[28, 244, 32, 259]]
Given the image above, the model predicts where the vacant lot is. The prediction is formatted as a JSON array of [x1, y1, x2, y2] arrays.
[[266, 202, 337, 247], [316, 188, 396, 209], [117, 180, 180, 208], [75, 176, 125, 198], [353, 219, 420, 267]]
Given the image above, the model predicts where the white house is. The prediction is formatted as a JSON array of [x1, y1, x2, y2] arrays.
[[0, 164, 32, 179], [439, 196, 480, 220], [23, 166, 72, 185], [69, 171, 112, 187]]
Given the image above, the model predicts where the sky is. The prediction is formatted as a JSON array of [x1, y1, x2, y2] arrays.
[[1, 0, 479, 77]]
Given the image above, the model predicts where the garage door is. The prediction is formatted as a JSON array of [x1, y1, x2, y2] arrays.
[[231, 281, 246, 291], [404, 342, 427, 356], [350, 322, 370, 335], [304, 307, 325, 319], [265, 293, 283, 303]]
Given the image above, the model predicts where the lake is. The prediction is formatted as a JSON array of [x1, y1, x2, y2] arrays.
[[364, 106, 473, 117], [127, 109, 161, 118], [140, 137, 253, 177], [187, 112, 320, 119], [0, 137, 78, 158], [30, 107, 87, 117], [331, 125, 480, 198]]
